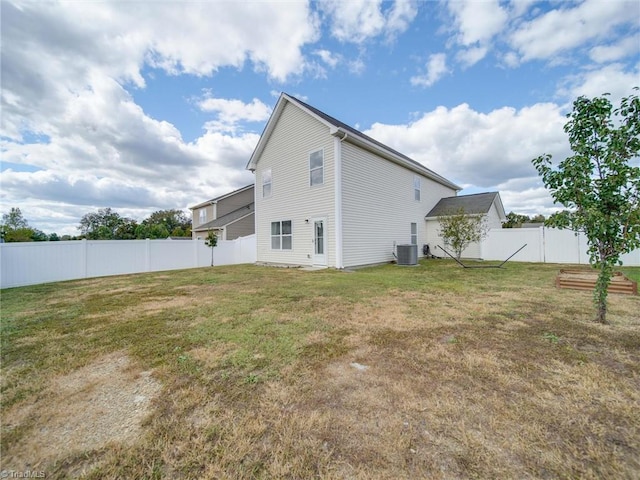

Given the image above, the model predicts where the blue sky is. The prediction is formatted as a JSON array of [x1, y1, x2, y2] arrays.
[[1, 0, 639, 235]]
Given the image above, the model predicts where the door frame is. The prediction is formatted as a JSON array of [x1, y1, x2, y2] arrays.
[[311, 217, 327, 266]]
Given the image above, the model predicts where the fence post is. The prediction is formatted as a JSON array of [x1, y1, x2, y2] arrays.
[[82, 239, 88, 278], [145, 239, 151, 272], [193, 238, 198, 268]]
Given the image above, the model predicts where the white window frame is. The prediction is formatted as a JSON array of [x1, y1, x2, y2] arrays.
[[414, 176, 421, 201], [271, 220, 292, 250], [411, 222, 417, 245], [309, 149, 324, 187], [263, 168, 272, 198], [199, 209, 206, 224]]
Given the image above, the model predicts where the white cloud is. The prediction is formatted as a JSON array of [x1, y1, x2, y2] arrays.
[[348, 58, 367, 75], [456, 46, 489, 68], [447, 0, 508, 46], [364, 102, 569, 212], [558, 64, 640, 104], [321, 0, 418, 44], [411, 53, 450, 87], [198, 95, 272, 133], [509, 0, 633, 62], [445, 0, 508, 66], [314, 49, 342, 68], [589, 36, 640, 63], [508, 0, 538, 19], [497, 184, 559, 217], [386, 0, 420, 39], [1, 72, 257, 215]]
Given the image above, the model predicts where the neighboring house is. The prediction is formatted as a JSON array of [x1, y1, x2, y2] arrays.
[[424, 192, 506, 259], [190, 184, 255, 241], [246, 93, 470, 268]]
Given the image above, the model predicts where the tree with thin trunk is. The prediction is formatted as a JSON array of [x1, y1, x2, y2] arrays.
[[205, 230, 218, 266], [532, 89, 640, 324], [438, 207, 488, 260]]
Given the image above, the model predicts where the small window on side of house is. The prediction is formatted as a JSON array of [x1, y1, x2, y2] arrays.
[[263, 169, 272, 198], [199, 209, 206, 224], [271, 220, 292, 250], [414, 176, 421, 201], [411, 222, 417, 245], [310, 149, 324, 186]]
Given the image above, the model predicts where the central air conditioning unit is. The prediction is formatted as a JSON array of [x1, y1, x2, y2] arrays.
[[396, 244, 418, 266]]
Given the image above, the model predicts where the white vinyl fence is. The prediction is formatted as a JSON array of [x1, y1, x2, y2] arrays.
[[480, 227, 640, 266], [0, 235, 256, 289]]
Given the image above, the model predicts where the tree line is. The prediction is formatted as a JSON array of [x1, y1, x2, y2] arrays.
[[1, 207, 192, 242]]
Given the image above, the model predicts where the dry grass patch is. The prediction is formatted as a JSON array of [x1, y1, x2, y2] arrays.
[[2, 352, 161, 474], [1, 262, 638, 479]]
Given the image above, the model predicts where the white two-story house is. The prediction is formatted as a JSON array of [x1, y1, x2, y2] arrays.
[[246, 93, 469, 269]]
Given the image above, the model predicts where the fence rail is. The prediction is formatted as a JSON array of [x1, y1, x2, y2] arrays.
[[0, 235, 256, 289]]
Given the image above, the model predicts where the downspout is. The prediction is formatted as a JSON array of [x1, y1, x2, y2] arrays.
[[333, 129, 348, 269]]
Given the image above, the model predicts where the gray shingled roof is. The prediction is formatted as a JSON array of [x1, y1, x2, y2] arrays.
[[194, 203, 254, 231], [425, 192, 499, 218]]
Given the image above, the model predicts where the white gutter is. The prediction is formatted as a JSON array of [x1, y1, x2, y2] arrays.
[[331, 128, 345, 269]]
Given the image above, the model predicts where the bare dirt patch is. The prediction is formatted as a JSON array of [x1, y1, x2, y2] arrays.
[[2, 352, 161, 472]]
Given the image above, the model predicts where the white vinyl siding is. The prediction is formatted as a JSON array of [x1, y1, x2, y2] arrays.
[[254, 102, 335, 266], [341, 142, 456, 267]]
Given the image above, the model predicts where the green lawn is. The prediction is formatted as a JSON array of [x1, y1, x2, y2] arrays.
[[1, 261, 639, 479]]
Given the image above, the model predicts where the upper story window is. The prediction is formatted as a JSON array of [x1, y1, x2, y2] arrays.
[[310, 149, 324, 186], [263, 168, 272, 198], [414, 176, 421, 201], [271, 220, 292, 250], [411, 222, 417, 245], [199, 209, 206, 224]]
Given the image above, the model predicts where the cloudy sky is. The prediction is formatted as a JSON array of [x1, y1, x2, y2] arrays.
[[1, 0, 639, 236]]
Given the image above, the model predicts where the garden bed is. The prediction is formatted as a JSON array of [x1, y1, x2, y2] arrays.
[[556, 269, 638, 295]]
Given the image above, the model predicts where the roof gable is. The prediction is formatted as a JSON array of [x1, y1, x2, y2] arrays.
[[190, 184, 254, 210], [425, 192, 505, 219], [193, 203, 255, 231], [246, 93, 460, 191]]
